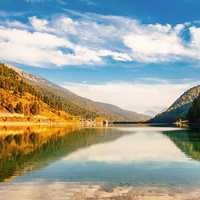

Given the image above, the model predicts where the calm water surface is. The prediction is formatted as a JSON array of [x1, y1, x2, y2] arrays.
[[1, 125, 200, 198]]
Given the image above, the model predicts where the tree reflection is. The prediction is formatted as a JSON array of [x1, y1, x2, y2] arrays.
[[0, 126, 127, 182], [164, 128, 200, 161]]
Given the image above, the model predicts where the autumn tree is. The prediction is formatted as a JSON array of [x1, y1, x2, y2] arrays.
[[15, 102, 23, 114], [6, 104, 14, 113], [30, 102, 40, 115]]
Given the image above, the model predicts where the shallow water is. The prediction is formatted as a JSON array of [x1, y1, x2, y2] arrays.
[[1, 125, 200, 199]]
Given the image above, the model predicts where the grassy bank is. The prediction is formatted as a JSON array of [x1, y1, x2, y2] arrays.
[[0, 113, 80, 127]]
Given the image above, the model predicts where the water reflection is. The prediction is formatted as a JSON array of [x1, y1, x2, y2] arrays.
[[65, 131, 188, 163], [0, 126, 78, 181], [164, 128, 200, 161], [1, 126, 200, 187], [0, 126, 128, 182]]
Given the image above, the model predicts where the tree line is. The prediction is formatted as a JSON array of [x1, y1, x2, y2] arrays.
[[5, 102, 40, 115]]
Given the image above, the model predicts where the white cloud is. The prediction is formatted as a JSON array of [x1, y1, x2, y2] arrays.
[[1, 13, 200, 66], [29, 16, 49, 31], [62, 81, 199, 115], [0, 27, 110, 66], [0, 20, 29, 29], [123, 27, 186, 63], [0, 28, 71, 48]]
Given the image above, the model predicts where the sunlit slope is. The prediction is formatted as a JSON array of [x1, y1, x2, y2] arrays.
[[2, 63, 150, 121], [0, 63, 76, 121]]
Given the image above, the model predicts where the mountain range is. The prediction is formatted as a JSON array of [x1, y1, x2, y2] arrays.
[[0, 63, 150, 122], [1, 62, 200, 124]]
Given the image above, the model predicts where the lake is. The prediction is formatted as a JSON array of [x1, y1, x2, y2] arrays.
[[1, 125, 200, 199]]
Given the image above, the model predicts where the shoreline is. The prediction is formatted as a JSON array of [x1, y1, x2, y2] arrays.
[[1, 182, 200, 200], [0, 121, 78, 127]]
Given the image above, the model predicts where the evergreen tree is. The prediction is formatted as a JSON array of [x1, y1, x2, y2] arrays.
[[15, 102, 23, 114], [6, 104, 14, 113], [30, 102, 40, 115], [187, 95, 200, 122]]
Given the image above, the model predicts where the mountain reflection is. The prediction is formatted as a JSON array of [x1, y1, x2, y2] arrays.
[[0, 126, 128, 182], [1, 126, 200, 183], [164, 128, 200, 161]]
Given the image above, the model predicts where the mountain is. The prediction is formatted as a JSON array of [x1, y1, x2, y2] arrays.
[[0, 63, 73, 122], [0, 63, 150, 121], [93, 102, 150, 121], [151, 85, 200, 123]]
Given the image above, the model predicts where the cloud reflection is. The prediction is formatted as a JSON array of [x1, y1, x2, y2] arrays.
[[64, 130, 189, 163]]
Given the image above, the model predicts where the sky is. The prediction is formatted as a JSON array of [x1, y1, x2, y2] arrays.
[[0, 0, 200, 115]]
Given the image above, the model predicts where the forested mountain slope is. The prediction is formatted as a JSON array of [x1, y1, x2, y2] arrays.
[[0, 63, 150, 121], [187, 94, 200, 123], [151, 85, 200, 123]]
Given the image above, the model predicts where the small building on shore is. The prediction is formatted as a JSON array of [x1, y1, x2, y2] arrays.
[[79, 117, 108, 127]]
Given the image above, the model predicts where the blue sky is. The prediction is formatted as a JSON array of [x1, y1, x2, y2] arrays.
[[1, 0, 200, 115]]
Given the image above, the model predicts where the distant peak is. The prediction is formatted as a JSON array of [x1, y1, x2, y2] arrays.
[[2, 63, 43, 83], [3, 63, 23, 75]]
